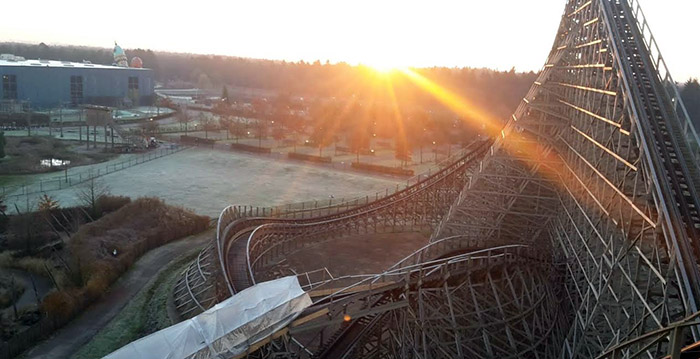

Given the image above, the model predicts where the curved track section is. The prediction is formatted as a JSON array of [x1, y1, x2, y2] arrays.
[[174, 201, 373, 318], [174, 141, 489, 318], [227, 140, 491, 292]]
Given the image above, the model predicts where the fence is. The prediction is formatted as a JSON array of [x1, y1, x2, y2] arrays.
[[0, 314, 71, 359], [204, 141, 469, 180], [2, 144, 188, 198], [212, 143, 481, 223]]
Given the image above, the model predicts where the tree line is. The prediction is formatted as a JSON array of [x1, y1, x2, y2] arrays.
[[6, 42, 700, 153], [0, 42, 535, 118]]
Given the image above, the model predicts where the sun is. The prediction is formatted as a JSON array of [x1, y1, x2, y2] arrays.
[[370, 63, 397, 74], [363, 59, 405, 74]]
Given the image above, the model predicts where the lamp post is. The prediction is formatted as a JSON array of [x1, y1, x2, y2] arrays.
[[420, 128, 427, 164], [59, 103, 64, 138], [433, 140, 437, 163]]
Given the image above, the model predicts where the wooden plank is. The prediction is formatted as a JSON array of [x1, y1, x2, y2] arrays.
[[307, 282, 396, 298], [291, 308, 329, 327], [291, 301, 409, 334]]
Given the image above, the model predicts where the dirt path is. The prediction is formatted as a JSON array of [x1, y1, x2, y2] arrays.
[[22, 229, 214, 359]]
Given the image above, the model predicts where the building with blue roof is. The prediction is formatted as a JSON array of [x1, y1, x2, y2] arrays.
[[0, 49, 154, 109]]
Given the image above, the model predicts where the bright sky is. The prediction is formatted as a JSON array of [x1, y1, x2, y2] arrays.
[[1, 0, 698, 80]]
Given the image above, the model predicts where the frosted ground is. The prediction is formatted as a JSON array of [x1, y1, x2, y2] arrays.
[[5, 148, 401, 217]]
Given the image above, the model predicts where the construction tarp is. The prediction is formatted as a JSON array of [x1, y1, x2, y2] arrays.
[[103, 276, 312, 359]]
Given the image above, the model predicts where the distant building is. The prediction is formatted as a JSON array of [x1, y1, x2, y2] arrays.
[[0, 54, 154, 109]]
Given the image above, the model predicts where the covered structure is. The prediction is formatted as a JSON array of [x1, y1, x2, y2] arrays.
[[0, 56, 154, 109], [103, 276, 311, 359]]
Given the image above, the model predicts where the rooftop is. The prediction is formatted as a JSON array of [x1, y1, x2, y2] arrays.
[[0, 57, 149, 70]]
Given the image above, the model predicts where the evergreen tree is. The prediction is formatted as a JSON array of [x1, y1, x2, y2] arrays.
[[38, 194, 60, 211], [681, 79, 700, 131], [222, 86, 230, 103]]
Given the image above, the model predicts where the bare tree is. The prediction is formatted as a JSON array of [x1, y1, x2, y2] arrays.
[[77, 178, 109, 218], [272, 126, 285, 148], [199, 113, 214, 139], [219, 116, 232, 140], [177, 106, 192, 134], [140, 120, 159, 136], [395, 138, 411, 168], [254, 119, 269, 148], [228, 120, 246, 143]]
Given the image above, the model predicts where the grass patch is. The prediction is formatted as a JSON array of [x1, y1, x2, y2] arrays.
[[0, 136, 117, 175], [142, 257, 188, 334], [0, 174, 24, 187], [71, 251, 199, 359]]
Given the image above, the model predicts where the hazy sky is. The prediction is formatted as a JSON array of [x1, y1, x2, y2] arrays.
[[2, 0, 698, 80]]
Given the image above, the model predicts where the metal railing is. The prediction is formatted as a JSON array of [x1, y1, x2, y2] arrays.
[[625, 0, 700, 165], [295, 268, 335, 291]]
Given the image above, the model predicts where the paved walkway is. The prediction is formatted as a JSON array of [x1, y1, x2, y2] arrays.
[[23, 229, 213, 359]]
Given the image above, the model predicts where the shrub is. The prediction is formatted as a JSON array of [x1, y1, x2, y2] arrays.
[[7, 197, 209, 338], [68, 197, 209, 302], [42, 289, 81, 322], [288, 152, 332, 163], [96, 195, 131, 214], [351, 162, 415, 176], [84, 268, 112, 302], [230, 142, 271, 153], [19, 137, 42, 145]]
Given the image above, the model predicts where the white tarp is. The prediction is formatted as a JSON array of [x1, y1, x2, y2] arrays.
[[104, 276, 312, 359]]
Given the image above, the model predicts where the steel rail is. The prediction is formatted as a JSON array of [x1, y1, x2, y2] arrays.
[[600, 0, 700, 322], [624, 0, 700, 167]]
